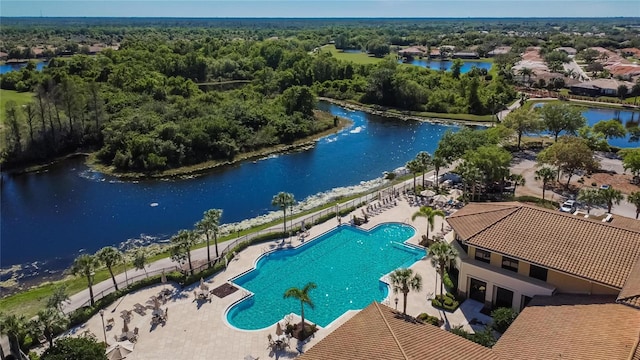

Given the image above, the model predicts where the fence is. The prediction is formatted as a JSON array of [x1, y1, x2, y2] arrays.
[[72, 179, 410, 310]]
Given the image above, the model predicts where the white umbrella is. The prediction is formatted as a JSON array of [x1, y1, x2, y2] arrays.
[[449, 189, 463, 199], [432, 194, 449, 204], [420, 189, 435, 197], [106, 341, 134, 360]]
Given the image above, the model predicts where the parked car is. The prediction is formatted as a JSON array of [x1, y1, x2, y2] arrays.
[[600, 184, 611, 190], [560, 200, 577, 213]]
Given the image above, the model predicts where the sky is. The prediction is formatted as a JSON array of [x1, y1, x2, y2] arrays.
[[0, 0, 638, 18]]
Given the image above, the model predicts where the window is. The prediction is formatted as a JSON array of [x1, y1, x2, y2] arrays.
[[529, 264, 548, 281], [501, 256, 519, 272], [521, 295, 533, 311], [475, 249, 491, 263], [495, 287, 514, 309]]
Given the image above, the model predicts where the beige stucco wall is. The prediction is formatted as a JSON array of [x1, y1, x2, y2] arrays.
[[517, 261, 530, 277], [459, 259, 555, 311], [546, 270, 619, 295]]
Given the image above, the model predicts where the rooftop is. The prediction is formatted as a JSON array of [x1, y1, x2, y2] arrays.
[[447, 202, 640, 289], [298, 302, 498, 360], [493, 295, 640, 360]]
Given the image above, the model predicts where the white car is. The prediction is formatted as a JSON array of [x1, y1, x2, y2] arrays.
[[560, 200, 577, 213]]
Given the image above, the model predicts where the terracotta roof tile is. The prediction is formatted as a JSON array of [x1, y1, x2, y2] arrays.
[[448, 203, 640, 289], [298, 302, 498, 360], [618, 259, 640, 309], [447, 202, 520, 240], [493, 295, 640, 360]]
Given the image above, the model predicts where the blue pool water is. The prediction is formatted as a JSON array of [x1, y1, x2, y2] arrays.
[[400, 59, 493, 73], [226, 223, 423, 330]]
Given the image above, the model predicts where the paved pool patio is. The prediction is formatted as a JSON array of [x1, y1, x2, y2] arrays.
[[69, 194, 490, 359]]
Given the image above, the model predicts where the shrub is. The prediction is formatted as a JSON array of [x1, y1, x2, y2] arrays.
[[491, 307, 518, 333], [449, 325, 496, 348], [431, 293, 460, 312], [417, 312, 442, 326], [442, 271, 454, 291]]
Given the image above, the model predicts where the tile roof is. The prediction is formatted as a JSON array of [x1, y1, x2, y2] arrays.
[[618, 259, 640, 309], [493, 295, 640, 360], [447, 202, 640, 289], [298, 302, 498, 360]]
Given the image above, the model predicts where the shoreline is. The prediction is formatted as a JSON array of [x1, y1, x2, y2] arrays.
[[319, 97, 493, 128], [1, 111, 353, 179]]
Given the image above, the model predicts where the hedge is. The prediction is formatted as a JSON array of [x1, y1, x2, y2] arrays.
[[431, 292, 461, 312]]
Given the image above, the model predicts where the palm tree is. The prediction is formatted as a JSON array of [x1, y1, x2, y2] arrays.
[[599, 187, 623, 213], [283, 282, 317, 338], [406, 159, 422, 191], [389, 268, 422, 316], [518, 67, 533, 86], [272, 192, 296, 236], [457, 161, 482, 201], [534, 167, 557, 200], [33, 307, 69, 348], [133, 249, 148, 278], [96, 246, 123, 291], [411, 206, 446, 241], [70, 254, 101, 307], [578, 189, 604, 215], [196, 208, 223, 266], [432, 155, 447, 189], [170, 229, 198, 275], [628, 192, 640, 219], [508, 173, 526, 195], [0, 314, 27, 355], [429, 242, 458, 298], [46, 285, 70, 314], [415, 151, 432, 188]]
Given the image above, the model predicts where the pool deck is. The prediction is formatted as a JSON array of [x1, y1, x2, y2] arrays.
[[69, 193, 490, 359]]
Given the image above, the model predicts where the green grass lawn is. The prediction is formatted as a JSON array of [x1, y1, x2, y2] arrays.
[[0, 89, 34, 124], [319, 45, 384, 65]]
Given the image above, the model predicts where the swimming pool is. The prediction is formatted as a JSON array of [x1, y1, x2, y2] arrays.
[[226, 223, 424, 330]]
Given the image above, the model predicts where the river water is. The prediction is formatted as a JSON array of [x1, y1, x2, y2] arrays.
[[0, 101, 458, 285]]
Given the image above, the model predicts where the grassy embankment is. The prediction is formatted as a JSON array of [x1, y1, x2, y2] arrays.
[[522, 98, 640, 112], [0, 89, 34, 136]]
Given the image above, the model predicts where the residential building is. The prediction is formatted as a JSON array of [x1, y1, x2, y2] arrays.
[[619, 47, 640, 59], [297, 302, 498, 360], [452, 51, 480, 59], [569, 78, 634, 96], [397, 46, 426, 58], [447, 202, 640, 312], [554, 46, 577, 56], [487, 46, 511, 57]]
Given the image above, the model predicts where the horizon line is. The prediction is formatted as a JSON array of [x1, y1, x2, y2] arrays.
[[2, 16, 639, 19]]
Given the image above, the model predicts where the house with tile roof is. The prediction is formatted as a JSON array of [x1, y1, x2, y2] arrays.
[[297, 302, 499, 360], [447, 202, 640, 312]]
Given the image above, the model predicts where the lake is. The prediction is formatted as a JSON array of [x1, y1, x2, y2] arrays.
[[0, 102, 458, 283], [0, 61, 47, 74], [400, 59, 493, 73], [533, 103, 640, 148]]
